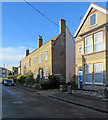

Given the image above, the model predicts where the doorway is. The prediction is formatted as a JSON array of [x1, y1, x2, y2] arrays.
[[78, 67, 83, 89]]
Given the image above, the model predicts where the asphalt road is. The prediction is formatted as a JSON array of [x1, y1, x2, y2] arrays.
[[2, 84, 108, 119]]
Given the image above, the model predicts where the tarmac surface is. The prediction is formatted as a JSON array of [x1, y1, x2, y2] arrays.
[[2, 84, 108, 119]]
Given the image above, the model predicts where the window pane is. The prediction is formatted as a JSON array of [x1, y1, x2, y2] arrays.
[[90, 13, 96, 26], [85, 64, 92, 74], [94, 63, 103, 84], [85, 35, 92, 54], [94, 73, 103, 83], [94, 63, 103, 73], [45, 67, 48, 79], [85, 46, 92, 54], [79, 45, 82, 54], [85, 74, 92, 83], [45, 50, 48, 60], [34, 56, 35, 64], [85, 36, 92, 46], [94, 31, 103, 52], [94, 42, 103, 52], [94, 31, 103, 43], [85, 64, 92, 83]]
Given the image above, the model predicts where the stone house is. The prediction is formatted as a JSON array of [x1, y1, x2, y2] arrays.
[[20, 18, 75, 83], [74, 3, 108, 90]]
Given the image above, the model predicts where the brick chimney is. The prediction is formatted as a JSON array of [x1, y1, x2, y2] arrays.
[[38, 35, 43, 48], [59, 18, 66, 34], [26, 49, 29, 56]]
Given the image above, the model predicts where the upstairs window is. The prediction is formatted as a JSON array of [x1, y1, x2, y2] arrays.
[[34, 56, 35, 64], [94, 31, 103, 52], [39, 53, 41, 63], [79, 44, 82, 55], [45, 50, 48, 61], [85, 35, 92, 54], [90, 13, 96, 27], [29, 58, 31, 66]]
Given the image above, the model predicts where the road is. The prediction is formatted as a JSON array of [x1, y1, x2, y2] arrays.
[[2, 84, 108, 119]]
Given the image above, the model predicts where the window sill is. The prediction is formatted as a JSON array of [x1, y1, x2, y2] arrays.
[[84, 50, 105, 56], [94, 83, 103, 85], [89, 23, 97, 28], [85, 82, 92, 84]]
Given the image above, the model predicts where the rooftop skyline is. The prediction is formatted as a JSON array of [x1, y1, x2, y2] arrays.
[[1, 2, 106, 67]]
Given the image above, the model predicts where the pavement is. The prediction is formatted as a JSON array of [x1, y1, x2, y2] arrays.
[[16, 85, 108, 114]]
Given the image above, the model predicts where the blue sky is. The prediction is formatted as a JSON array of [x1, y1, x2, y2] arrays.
[[1, 2, 106, 67]]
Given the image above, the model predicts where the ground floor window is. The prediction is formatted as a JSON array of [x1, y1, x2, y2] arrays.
[[85, 64, 92, 84], [45, 67, 48, 79], [94, 63, 103, 84]]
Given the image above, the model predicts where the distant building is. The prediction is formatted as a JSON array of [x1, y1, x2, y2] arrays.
[[0, 67, 9, 78], [20, 18, 75, 83], [74, 3, 108, 90], [18, 65, 21, 75], [6, 67, 18, 75]]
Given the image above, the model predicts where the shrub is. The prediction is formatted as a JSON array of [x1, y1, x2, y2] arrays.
[[48, 74, 60, 89], [41, 82, 50, 90], [70, 75, 77, 88], [35, 83, 41, 89]]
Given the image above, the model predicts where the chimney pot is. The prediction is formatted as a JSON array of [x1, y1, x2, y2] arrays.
[[26, 49, 29, 56], [38, 35, 43, 48], [59, 18, 66, 34]]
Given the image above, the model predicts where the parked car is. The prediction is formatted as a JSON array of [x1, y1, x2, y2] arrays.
[[2, 79, 6, 84], [4, 79, 14, 86]]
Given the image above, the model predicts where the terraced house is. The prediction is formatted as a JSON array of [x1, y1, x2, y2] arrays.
[[20, 18, 75, 83], [74, 3, 108, 90]]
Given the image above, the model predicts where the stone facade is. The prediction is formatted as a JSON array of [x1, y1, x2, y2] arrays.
[[74, 3, 108, 90], [20, 18, 75, 83]]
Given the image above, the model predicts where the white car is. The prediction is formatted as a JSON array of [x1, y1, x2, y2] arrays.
[[4, 79, 14, 86]]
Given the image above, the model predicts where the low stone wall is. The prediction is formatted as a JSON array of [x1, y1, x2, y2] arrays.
[[71, 88, 108, 99]]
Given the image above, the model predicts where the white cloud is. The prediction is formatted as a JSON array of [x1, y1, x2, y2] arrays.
[[0, 46, 34, 67]]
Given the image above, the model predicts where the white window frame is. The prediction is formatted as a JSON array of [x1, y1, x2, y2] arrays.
[[85, 64, 92, 84], [89, 12, 97, 27], [39, 53, 41, 63], [94, 31, 103, 52], [94, 63, 103, 85], [45, 67, 48, 79], [79, 44, 82, 55], [34, 56, 35, 65], [85, 35, 92, 54], [45, 50, 48, 61]]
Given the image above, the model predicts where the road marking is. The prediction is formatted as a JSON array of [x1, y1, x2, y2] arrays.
[[12, 101, 23, 104]]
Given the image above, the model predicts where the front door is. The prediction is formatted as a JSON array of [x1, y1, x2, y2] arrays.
[[78, 67, 83, 89]]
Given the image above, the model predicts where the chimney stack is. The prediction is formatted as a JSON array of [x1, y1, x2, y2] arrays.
[[38, 35, 43, 48], [59, 18, 66, 34], [26, 49, 29, 56]]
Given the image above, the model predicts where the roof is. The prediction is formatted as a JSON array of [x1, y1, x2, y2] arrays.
[[22, 33, 60, 59], [73, 2, 108, 38]]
